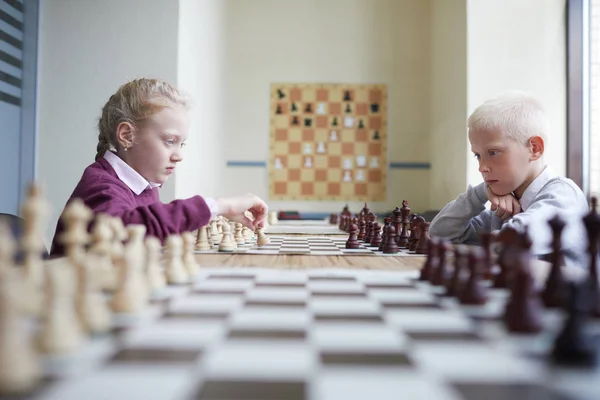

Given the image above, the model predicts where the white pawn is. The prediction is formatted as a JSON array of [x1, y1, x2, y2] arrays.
[[234, 223, 245, 246], [228, 222, 238, 249], [89, 214, 117, 291], [0, 269, 42, 395], [165, 235, 189, 284], [110, 225, 149, 313], [243, 227, 254, 242], [256, 228, 270, 247], [37, 263, 84, 354], [182, 232, 199, 276], [268, 212, 278, 225], [218, 223, 236, 252], [195, 226, 212, 251], [19, 182, 50, 289], [210, 220, 221, 245], [145, 236, 166, 293], [76, 254, 111, 334]]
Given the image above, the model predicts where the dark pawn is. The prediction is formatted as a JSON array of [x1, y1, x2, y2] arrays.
[[445, 245, 467, 297], [459, 248, 488, 305], [383, 225, 399, 254], [542, 215, 568, 308], [582, 197, 600, 317], [431, 240, 450, 286], [379, 218, 391, 251], [409, 216, 425, 252], [418, 238, 439, 281], [551, 281, 598, 367], [357, 218, 366, 241], [415, 222, 430, 254], [370, 222, 382, 248], [479, 232, 495, 280], [345, 224, 360, 249], [504, 232, 544, 334]]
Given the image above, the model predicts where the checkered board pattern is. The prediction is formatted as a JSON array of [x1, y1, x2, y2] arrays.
[[24, 268, 599, 400], [269, 83, 388, 201], [194, 236, 421, 256], [265, 220, 347, 235]]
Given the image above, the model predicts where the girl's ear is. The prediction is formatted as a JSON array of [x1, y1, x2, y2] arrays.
[[528, 135, 544, 161], [116, 122, 136, 150]]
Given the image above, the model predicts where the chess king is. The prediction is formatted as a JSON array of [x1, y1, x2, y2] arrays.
[[429, 90, 590, 269]]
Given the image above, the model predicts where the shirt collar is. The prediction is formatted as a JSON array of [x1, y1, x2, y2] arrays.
[[103, 151, 161, 195], [518, 165, 556, 211]]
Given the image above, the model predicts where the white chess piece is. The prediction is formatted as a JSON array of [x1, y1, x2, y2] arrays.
[[304, 156, 313, 168], [356, 155, 366, 167], [195, 225, 212, 251], [256, 228, 270, 246], [356, 170, 365, 181], [267, 212, 278, 226], [76, 254, 111, 334], [303, 143, 312, 154], [243, 227, 254, 242], [343, 171, 352, 182], [0, 270, 42, 395], [344, 116, 354, 128], [330, 130, 338, 141], [37, 263, 85, 354], [370, 157, 379, 168], [218, 223, 236, 252], [182, 232, 199, 276], [89, 214, 118, 291], [145, 236, 166, 292], [343, 158, 353, 170], [164, 235, 190, 284], [19, 182, 50, 289], [234, 223, 245, 246], [274, 157, 283, 169], [317, 141, 326, 153], [211, 220, 221, 245], [316, 102, 326, 114]]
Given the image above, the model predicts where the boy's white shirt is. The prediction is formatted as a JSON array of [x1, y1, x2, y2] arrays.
[[429, 165, 591, 269]]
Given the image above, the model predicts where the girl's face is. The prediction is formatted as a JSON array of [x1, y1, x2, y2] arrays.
[[125, 105, 190, 185]]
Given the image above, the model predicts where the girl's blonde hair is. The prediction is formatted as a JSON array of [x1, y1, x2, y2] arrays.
[[95, 78, 189, 161]]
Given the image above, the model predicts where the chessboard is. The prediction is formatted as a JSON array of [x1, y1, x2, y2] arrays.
[[269, 83, 388, 201], [9, 267, 599, 400], [264, 220, 347, 235], [194, 236, 422, 257]]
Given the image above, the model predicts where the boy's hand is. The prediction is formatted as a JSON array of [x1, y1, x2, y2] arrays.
[[215, 194, 269, 230], [487, 186, 521, 220]]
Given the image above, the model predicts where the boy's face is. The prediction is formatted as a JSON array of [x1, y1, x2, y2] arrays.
[[127, 105, 190, 185], [469, 128, 540, 198]]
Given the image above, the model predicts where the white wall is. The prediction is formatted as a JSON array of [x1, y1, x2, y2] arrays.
[[466, 0, 567, 187], [219, 0, 432, 214], [175, 0, 225, 200], [429, 0, 468, 210], [38, 0, 179, 246]]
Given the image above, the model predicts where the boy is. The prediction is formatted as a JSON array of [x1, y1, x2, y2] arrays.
[[429, 90, 590, 269]]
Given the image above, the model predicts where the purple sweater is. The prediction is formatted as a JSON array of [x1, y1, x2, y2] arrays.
[[50, 158, 211, 257]]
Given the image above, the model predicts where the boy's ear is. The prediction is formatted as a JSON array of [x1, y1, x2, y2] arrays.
[[528, 135, 544, 160], [116, 122, 136, 150]]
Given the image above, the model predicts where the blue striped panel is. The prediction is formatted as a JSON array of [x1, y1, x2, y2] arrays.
[[0, 80, 21, 97], [0, 20, 22, 41], [226, 161, 267, 167], [0, 2, 23, 22], [0, 39, 22, 61], [0, 59, 21, 78]]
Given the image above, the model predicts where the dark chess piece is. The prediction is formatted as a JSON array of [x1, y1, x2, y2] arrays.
[[370, 103, 379, 113], [338, 214, 346, 231], [304, 118, 312, 127], [329, 213, 338, 225], [542, 215, 568, 308], [358, 218, 366, 241], [398, 200, 410, 248], [372, 131, 380, 140], [418, 238, 439, 282], [346, 224, 360, 249], [305, 103, 312, 113], [409, 215, 425, 251], [332, 117, 338, 127], [479, 232, 495, 280], [344, 90, 352, 101], [277, 89, 285, 99], [276, 104, 283, 114], [493, 227, 520, 289], [415, 222, 430, 254], [358, 119, 364, 129], [431, 240, 450, 286], [379, 218, 391, 251], [345, 104, 352, 113], [392, 207, 402, 244], [383, 225, 399, 254], [291, 102, 298, 112], [504, 230, 544, 334], [551, 280, 598, 367], [445, 245, 467, 297], [459, 247, 488, 305], [361, 203, 370, 217], [582, 197, 600, 318], [370, 222, 382, 248], [291, 116, 299, 125]]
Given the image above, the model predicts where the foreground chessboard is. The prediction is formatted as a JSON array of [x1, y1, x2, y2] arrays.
[[195, 236, 422, 256], [18, 268, 600, 400]]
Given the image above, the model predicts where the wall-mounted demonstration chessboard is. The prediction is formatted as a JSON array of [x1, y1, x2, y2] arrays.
[[269, 83, 388, 201]]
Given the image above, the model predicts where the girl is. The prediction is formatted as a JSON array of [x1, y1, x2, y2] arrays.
[[50, 78, 268, 257]]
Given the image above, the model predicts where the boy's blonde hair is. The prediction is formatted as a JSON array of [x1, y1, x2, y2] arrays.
[[95, 78, 189, 161], [467, 90, 549, 145]]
